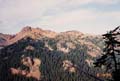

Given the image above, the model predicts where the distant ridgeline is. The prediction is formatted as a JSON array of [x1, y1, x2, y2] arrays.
[[94, 26, 120, 81], [0, 26, 105, 81]]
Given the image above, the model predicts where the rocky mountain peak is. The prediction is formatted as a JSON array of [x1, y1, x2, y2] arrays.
[[21, 26, 32, 32], [0, 26, 58, 46]]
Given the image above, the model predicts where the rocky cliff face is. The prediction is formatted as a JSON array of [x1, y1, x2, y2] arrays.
[[0, 26, 104, 81]]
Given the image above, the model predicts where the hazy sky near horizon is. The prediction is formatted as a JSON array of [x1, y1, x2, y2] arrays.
[[0, 0, 120, 34]]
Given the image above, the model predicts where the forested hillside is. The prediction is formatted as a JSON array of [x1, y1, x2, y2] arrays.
[[0, 27, 104, 81]]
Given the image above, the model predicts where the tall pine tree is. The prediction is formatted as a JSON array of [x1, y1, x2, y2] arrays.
[[94, 26, 120, 81]]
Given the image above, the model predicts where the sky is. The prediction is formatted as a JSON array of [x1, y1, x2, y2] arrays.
[[0, 0, 120, 34]]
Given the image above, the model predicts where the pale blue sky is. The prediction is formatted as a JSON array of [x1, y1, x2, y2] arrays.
[[0, 0, 120, 34]]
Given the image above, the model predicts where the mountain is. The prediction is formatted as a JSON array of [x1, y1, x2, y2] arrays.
[[0, 33, 14, 47], [0, 26, 57, 47], [0, 26, 105, 81]]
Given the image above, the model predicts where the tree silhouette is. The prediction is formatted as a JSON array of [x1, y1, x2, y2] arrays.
[[94, 26, 120, 81]]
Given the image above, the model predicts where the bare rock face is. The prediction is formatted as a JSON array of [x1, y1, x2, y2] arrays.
[[19, 26, 57, 39], [24, 45, 35, 51], [60, 30, 84, 37], [10, 57, 41, 80], [63, 60, 76, 73]]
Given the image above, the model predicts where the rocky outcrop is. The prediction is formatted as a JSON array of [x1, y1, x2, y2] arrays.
[[10, 57, 41, 80], [63, 60, 76, 73]]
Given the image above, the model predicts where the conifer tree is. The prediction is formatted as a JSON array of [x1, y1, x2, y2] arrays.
[[94, 26, 120, 81]]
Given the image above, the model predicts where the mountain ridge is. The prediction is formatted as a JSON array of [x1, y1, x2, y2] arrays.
[[0, 26, 100, 47]]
